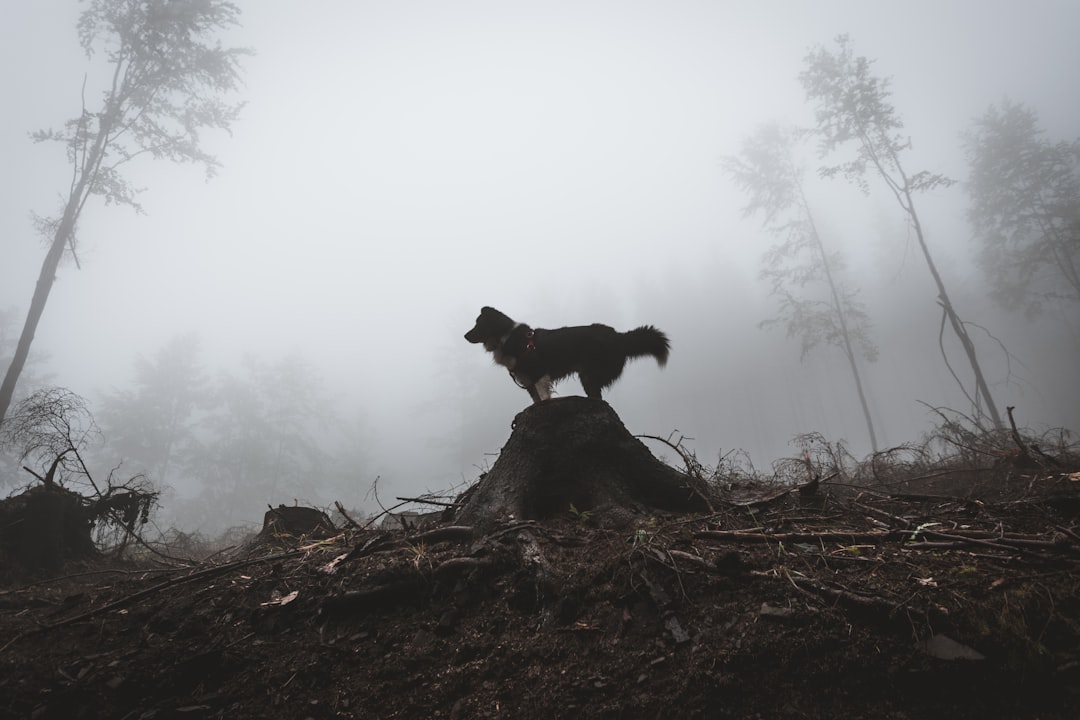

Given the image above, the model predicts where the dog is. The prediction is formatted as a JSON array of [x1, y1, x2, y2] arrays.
[[464, 306, 670, 403]]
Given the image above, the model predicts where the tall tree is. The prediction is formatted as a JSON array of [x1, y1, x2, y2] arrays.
[[98, 332, 206, 487], [0, 0, 250, 428], [800, 35, 1004, 430], [964, 100, 1080, 317], [724, 123, 880, 451]]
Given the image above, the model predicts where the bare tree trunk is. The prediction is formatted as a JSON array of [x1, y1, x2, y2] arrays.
[[1, 83, 108, 429], [840, 337, 878, 450], [820, 253, 880, 452], [859, 132, 1004, 431], [0, 207, 78, 428], [803, 192, 880, 451], [904, 189, 1004, 430]]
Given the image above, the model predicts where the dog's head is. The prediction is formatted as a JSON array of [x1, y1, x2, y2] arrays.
[[464, 306, 516, 350]]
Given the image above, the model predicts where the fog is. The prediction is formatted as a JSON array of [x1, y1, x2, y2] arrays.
[[2, 1, 1079, 532]]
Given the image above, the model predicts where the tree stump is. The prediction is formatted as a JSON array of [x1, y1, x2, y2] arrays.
[[258, 505, 336, 539], [454, 397, 713, 528], [239, 505, 337, 556], [0, 484, 98, 575]]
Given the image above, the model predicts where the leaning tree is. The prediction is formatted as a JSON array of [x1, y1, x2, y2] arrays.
[[0, 0, 251, 427], [800, 35, 1004, 431]]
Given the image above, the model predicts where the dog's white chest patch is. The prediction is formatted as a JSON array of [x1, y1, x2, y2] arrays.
[[492, 347, 516, 370], [490, 327, 520, 370]]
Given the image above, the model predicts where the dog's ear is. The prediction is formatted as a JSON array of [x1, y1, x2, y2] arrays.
[[480, 306, 495, 315]]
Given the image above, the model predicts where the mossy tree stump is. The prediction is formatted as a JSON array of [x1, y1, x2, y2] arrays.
[[454, 397, 713, 528]]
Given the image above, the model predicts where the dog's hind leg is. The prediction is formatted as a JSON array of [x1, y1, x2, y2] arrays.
[[579, 375, 603, 400]]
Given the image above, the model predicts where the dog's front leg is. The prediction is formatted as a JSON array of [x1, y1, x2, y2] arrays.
[[512, 372, 542, 404], [515, 372, 552, 403], [533, 375, 553, 402]]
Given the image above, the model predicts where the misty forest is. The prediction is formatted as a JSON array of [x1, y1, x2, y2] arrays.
[[1, 2, 1079, 719]]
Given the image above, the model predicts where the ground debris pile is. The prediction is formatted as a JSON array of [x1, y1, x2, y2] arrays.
[[0, 457, 1077, 719], [2, 401, 1079, 719]]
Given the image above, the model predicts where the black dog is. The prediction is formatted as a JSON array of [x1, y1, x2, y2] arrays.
[[464, 306, 670, 403]]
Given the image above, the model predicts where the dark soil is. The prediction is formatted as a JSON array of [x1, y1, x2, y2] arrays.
[[2, 406, 1079, 719]]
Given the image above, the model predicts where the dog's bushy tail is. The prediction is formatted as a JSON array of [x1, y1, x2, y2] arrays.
[[623, 326, 670, 367]]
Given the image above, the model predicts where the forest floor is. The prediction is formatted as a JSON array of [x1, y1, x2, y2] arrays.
[[2, 453, 1080, 719]]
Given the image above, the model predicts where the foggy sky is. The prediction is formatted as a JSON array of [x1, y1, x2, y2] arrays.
[[2, 1, 1079, 526]]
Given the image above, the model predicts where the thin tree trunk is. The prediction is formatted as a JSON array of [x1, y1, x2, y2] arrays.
[[0, 82, 112, 429], [0, 207, 78, 427], [904, 188, 1004, 430], [801, 189, 880, 452], [842, 341, 878, 450], [856, 126, 1004, 431]]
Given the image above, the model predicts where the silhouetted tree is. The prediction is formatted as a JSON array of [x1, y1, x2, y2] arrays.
[[964, 100, 1080, 317], [98, 332, 207, 487], [0, 0, 250, 428], [724, 123, 880, 451], [800, 35, 1004, 430]]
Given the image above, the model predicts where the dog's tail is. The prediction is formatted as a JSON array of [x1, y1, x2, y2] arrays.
[[623, 326, 670, 367]]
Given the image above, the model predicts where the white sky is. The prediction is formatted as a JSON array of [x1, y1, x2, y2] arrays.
[[2, 1, 1079, 510]]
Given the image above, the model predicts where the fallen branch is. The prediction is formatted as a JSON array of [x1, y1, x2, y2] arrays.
[[694, 529, 907, 544], [395, 496, 459, 508], [694, 527, 1077, 556], [334, 501, 363, 530], [411, 525, 477, 545], [321, 556, 496, 617], [1006, 406, 1038, 468], [781, 571, 915, 620], [343, 525, 478, 562]]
